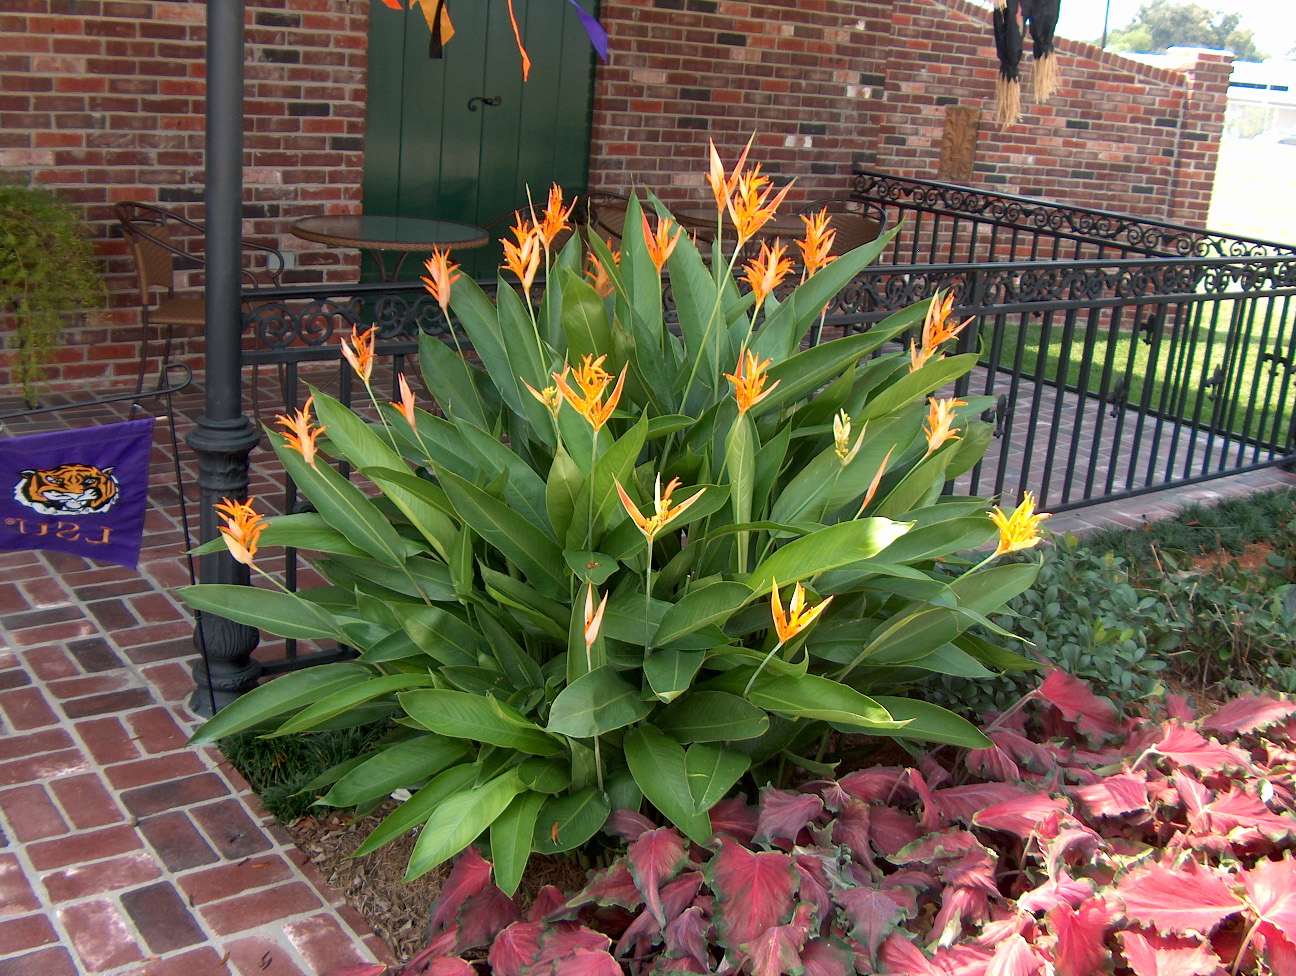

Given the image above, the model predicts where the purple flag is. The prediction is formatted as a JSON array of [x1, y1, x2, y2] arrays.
[[0, 417, 155, 570]]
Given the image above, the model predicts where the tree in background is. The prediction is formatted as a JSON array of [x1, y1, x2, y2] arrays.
[[1104, 0, 1263, 61]]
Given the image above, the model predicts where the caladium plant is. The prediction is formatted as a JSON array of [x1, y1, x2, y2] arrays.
[[337, 673, 1296, 976]]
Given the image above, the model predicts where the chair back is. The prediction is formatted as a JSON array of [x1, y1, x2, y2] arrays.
[[575, 191, 630, 245]]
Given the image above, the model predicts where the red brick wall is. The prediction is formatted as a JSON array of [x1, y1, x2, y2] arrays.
[[0, 0, 1228, 396]]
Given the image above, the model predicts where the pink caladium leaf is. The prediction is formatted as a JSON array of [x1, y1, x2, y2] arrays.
[[892, 828, 986, 864], [660, 872, 704, 920], [1164, 693, 1197, 723], [838, 886, 908, 963], [984, 933, 1046, 976], [322, 967, 387, 976], [974, 911, 1035, 949], [1149, 724, 1251, 773], [830, 799, 871, 860], [1072, 771, 1150, 818], [487, 921, 545, 976], [803, 778, 853, 812], [932, 943, 995, 976], [566, 859, 643, 912], [1015, 875, 1095, 914], [429, 845, 494, 932], [1258, 922, 1296, 976], [707, 836, 797, 951], [454, 883, 521, 952], [931, 783, 1029, 824], [529, 885, 568, 922], [1117, 862, 1245, 935], [942, 848, 1000, 895], [839, 766, 912, 804], [743, 903, 815, 976], [1196, 787, 1296, 843], [605, 809, 658, 842], [930, 884, 991, 944], [533, 924, 612, 974], [1037, 670, 1121, 740], [870, 807, 922, 856], [755, 787, 824, 845], [800, 937, 853, 976], [663, 905, 710, 970], [988, 729, 1060, 773], [614, 906, 664, 961], [708, 796, 759, 843], [1046, 901, 1114, 976], [906, 767, 943, 833], [1117, 930, 1222, 976], [628, 826, 689, 925], [549, 947, 623, 976], [424, 959, 475, 976], [1043, 826, 1104, 881], [964, 743, 1022, 782], [1201, 694, 1296, 736], [972, 794, 1070, 840], [1243, 855, 1296, 931], [793, 855, 834, 923], [878, 932, 941, 976]]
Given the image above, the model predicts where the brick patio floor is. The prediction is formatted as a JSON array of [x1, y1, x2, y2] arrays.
[[0, 370, 1291, 975]]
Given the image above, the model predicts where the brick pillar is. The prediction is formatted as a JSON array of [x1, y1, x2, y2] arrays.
[[1165, 48, 1232, 228]]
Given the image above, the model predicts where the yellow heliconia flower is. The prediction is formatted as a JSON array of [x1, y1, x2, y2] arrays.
[[392, 373, 417, 428], [502, 214, 543, 292], [728, 163, 793, 245], [923, 397, 966, 456], [616, 474, 706, 544], [909, 339, 934, 373], [276, 395, 326, 467], [536, 183, 577, 252], [770, 578, 832, 643], [214, 496, 267, 567], [421, 247, 461, 318], [553, 355, 627, 432], [641, 212, 682, 272], [340, 324, 376, 385], [725, 349, 780, 416], [706, 137, 753, 215], [583, 583, 608, 647], [742, 240, 793, 315], [523, 379, 563, 417], [990, 491, 1050, 557], [798, 208, 837, 278], [833, 409, 866, 466]]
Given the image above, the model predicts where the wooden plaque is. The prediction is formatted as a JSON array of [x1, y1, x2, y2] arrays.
[[936, 106, 980, 183]]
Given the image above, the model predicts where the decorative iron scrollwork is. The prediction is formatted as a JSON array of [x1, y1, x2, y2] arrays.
[[1261, 350, 1296, 378]]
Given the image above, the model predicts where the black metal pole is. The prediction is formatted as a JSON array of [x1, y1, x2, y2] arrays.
[[1101, 0, 1112, 47], [187, 0, 261, 716]]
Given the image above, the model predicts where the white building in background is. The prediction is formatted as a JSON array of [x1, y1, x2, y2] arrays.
[[1225, 60, 1296, 139]]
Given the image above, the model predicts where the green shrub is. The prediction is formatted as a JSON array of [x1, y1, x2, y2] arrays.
[[182, 160, 1044, 890]]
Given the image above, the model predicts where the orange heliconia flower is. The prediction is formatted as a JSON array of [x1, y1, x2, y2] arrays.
[[616, 474, 706, 544], [502, 214, 543, 292], [923, 397, 967, 456], [910, 291, 974, 372], [798, 208, 837, 278], [857, 446, 895, 514], [392, 374, 417, 428], [990, 491, 1050, 557], [421, 247, 461, 318], [505, 0, 531, 80], [586, 251, 615, 297], [553, 354, 627, 432], [641, 212, 682, 272], [728, 165, 793, 245], [340, 324, 376, 385], [725, 348, 780, 416], [706, 137, 753, 215], [276, 395, 327, 467], [583, 583, 609, 647], [536, 183, 577, 252], [215, 496, 268, 567], [742, 239, 793, 315], [770, 578, 832, 643]]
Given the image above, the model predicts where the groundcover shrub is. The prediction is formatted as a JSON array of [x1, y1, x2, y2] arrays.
[[329, 672, 1296, 976], [183, 144, 1047, 889]]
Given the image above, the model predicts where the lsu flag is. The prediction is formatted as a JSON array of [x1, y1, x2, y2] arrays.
[[0, 418, 155, 570]]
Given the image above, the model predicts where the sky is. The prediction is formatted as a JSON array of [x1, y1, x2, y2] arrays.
[[1055, 0, 1296, 59]]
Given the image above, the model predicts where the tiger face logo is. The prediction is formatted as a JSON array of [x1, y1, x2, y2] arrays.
[[15, 464, 120, 516]]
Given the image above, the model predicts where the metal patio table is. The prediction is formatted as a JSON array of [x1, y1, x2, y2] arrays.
[[291, 214, 490, 280]]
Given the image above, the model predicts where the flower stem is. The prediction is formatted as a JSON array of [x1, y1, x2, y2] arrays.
[[743, 639, 786, 697]]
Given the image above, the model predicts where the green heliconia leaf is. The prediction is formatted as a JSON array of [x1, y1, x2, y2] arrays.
[[862, 697, 992, 749], [270, 430, 409, 568], [944, 419, 993, 480], [481, 567, 568, 639], [352, 763, 479, 857], [645, 649, 705, 703], [654, 581, 752, 646], [873, 516, 996, 564], [438, 468, 565, 596], [400, 605, 481, 668], [561, 267, 614, 364], [532, 786, 611, 855], [905, 644, 997, 678], [563, 550, 619, 586], [403, 768, 525, 881], [546, 666, 653, 738], [685, 743, 749, 814], [546, 443, 584, 544], [665, 223, 723, 399], [491, 790, 546, 896], [872, 448, 955, 520], [567, 414, 649, 549], [237, 512, 373, 558], [855, 353, 980, 425], [400, 689, 562, 755], [187, 661, 370, 744], [746, 518, 911, 595], [516, 757, 571, 794], [645, 414, 694, 440], [319, 735, 468, 808], [362, 466, 459, 562], [748, 674, 902, 729], [753, 327, 911, 418], [624, 725, 714, 845], [949, 560, 1040, 610], [656, 691, 770, 742], [475, 608, 544, 692], [844, 605, 968, 669], [418, 330, 492, 430], [326, 555, 456, 603], [726, 412, 756, 574], [270, 673, 438, 736], [178, 584, 345, 643], [311, 390, 407, 474], [454, 418, 552, 534], [357, 630, 422, 664]]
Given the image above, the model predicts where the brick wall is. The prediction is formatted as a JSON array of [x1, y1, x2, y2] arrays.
[[0, 0, 1228, 396]]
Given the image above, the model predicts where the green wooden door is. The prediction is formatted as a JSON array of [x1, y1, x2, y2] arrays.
[[363, 0, 597, 277]]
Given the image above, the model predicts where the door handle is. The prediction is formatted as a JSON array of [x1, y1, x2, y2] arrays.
[[467, 95, 502, 112]]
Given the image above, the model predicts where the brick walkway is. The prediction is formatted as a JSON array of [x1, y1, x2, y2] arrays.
[[0, 371, 1291, 976]]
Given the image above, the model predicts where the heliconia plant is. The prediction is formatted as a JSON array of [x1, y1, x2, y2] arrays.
[[327, 673, 1296, 976], [181, 139, 1049, 887]]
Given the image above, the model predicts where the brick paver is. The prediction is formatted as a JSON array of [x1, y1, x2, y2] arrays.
[[0, 373, 1290, 976]]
